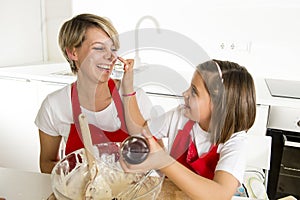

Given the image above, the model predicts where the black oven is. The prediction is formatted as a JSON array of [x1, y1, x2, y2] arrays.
[[266, 106, 300, 200]]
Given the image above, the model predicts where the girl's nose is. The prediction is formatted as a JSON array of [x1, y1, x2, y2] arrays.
[[182, 90, 188, 99]]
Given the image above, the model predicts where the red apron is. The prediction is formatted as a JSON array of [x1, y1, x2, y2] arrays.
[[170, 120, 220, 179], [64, 79, 129, 155]]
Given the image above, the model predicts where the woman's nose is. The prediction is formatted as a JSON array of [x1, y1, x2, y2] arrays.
[[104, 49, 117, 61]]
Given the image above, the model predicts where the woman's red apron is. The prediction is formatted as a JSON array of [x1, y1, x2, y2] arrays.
[[170, 120, 220, 179], [64, 79, 129, 155]]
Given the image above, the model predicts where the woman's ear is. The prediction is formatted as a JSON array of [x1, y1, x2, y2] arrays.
[[66, 47, 78, 61]]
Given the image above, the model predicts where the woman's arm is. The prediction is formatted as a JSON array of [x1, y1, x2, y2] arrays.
[[38, 130, 62, 174]]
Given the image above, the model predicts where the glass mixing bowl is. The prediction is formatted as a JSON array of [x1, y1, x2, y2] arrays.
[[51, 142, 164, 200]]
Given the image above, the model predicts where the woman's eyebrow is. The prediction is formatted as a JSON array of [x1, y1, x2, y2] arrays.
[[91, 41, 115, 48], [91, 41, 105, 45]]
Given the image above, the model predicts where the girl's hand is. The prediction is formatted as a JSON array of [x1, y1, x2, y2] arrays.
[[120, 129, 175, 173], [117, 57, 134, 94]]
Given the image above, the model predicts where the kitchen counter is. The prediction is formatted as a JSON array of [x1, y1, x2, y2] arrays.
[[0, 63, 299, 108], [0, 62, 76, 84], [0, 167, 52, 200], [157, 179, 255, 200], [0, 167, 254, 200]]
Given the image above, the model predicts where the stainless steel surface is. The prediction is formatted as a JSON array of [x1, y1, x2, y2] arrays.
[[265, 79, 300, 100], [267, 106, 300, 133]]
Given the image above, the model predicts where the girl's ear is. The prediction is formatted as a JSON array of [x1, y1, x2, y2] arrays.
[[66, 47, 78, 61]]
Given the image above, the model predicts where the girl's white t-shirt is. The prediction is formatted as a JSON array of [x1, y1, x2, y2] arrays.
[[35, 84, 153, 143], [148, 105, 247, 184]]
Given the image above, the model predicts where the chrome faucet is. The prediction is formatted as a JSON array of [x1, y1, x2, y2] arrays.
[[134, 15, 160, 67]]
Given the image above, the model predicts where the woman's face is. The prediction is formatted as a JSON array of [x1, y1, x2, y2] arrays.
[[73, 27, 118, 83], [183, 71, 212, 131]]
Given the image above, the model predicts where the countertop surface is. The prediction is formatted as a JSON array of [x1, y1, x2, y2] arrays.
[[0, 62, 76, 84], [0, 63, 299, 108], [0, 167, 52, 200]]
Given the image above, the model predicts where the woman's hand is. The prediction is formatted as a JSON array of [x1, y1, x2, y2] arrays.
[[120, 129, 175, 173], [117, 57, 134, 94]]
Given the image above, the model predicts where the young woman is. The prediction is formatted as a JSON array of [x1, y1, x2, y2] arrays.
[[35, 13, 151, 174], [122, 59, 257, 200]]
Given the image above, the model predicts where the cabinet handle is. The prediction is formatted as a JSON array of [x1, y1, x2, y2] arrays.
[[0, 76, 30, 82], [284, 140, 300, 148], [40, 80, 67, 86]]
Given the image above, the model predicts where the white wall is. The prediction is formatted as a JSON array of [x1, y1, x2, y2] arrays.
[[1, 0, 299, 81], [69, 0, 300, 81], [0, 0, 44, 66], [43, 0, 72, 61]]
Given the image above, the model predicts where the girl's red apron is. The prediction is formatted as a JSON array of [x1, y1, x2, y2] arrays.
[[65, 79, 129, 155], [170, 120, 220, 180]]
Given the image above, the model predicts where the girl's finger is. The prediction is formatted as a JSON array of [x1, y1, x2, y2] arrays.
[[118, 57, 134, 71]]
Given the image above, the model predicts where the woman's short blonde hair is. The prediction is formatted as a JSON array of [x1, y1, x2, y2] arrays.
[[58, 13, 119, 73]]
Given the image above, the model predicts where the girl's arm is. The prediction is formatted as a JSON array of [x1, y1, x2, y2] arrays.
[[119, 57, 147, 135], [121, 129, 239, 200], [161, 161, 239, 200]]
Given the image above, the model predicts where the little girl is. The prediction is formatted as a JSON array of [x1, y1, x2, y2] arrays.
[[122, 59, 257, 200]]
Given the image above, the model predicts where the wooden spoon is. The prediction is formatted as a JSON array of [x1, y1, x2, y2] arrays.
[[78, 114, 99, 198]]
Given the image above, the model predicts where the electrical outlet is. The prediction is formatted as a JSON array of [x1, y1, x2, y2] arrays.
[[230, 41, 252, 52], [218, 41, 252, 53]]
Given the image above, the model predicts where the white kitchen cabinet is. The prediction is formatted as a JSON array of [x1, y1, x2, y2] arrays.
[[146, 93, 183, 117], [0, 76, 67, 172], [0, 77, 40, 172], [248, 104, 270, 136], [147, 92, 269, 136], [36, 80, 68, 108]]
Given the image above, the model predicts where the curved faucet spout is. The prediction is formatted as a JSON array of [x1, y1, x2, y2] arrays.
[[135, 16, 160, 65]]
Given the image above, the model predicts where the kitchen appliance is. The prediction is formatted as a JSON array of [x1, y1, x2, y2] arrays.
[[266, 79, 300, 99], [265, 79, 300, 200], [266, 106, 300, 200]]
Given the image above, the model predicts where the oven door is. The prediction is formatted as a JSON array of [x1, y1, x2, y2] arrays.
[[267, 129, 300, 200]]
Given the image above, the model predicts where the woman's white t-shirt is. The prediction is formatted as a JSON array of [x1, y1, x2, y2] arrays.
[[35, 84, 153, 143], [148, 105, 247, 184]]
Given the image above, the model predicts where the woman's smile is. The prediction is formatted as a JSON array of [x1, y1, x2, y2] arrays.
[[96, 63, 113, 72]]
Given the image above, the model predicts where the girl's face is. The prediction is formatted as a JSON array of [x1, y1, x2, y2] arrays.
[[71, 27, 118, 83], [183, 71, 212, 131]]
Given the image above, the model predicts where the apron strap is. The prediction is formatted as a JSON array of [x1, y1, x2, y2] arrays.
[[108, 79, 127, 132], [170, 120, 195, 159]]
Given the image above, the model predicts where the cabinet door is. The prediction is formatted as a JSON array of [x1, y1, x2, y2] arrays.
[[0, 78, 67, 172], [0, 77, 40, 172], [146, 93, 183, 118], [248, 104, 270, 136], [36, 80, 67, 108]]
